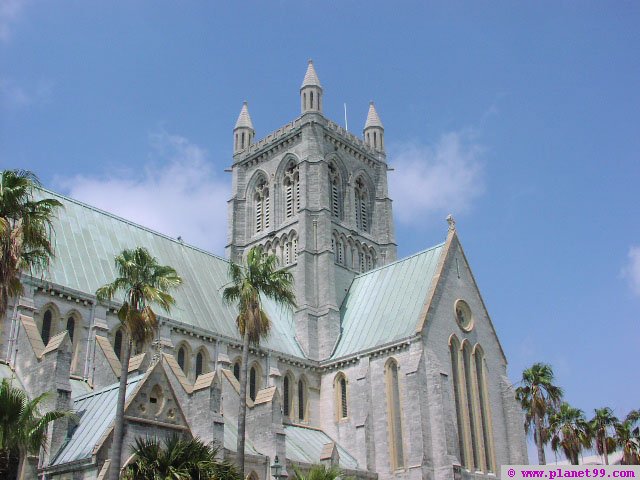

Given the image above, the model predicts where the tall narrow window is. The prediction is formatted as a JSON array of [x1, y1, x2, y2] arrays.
[[114, 329, 123, 361], [335, 373, 348, 420], [233, 361, 241, 380], [196, 351, 204, 377], [298, 378, 307, 421], [337, 240, 344, 265], [292, 236, 298, 262], [250, 365, 260, 401], [463, 342, 480, 470], [284, 240, 291, 265], [386, 360, 405, 470], [66, 316, 75, 343], [359, 252, 365, 272], [340, 377, 348, 418], [254, 177, 270, 233], [475, 347, 494, 472], [355, 177, 369, 232], [328, 163, 342, 219], [177, 346, 187, 374], [283, 375, 292, 417], [284, 163, 299, 218], [450, 336, 468, 468], [41, 309, 52, 345]]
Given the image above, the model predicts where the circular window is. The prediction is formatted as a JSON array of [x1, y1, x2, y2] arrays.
[[454, 299, 474, 331]]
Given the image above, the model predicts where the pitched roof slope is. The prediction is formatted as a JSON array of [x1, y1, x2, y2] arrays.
[[284, 425, 359, 470], [36, 190, 304, 357], [331, 243, 445, 359], [51, 374, 145, 466]]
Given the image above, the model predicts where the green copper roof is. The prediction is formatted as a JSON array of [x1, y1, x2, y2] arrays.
[[284, 425, 359, 470], [51, 374, 144, 466], [37, 190, 303, 358], [331, 243, 445, 359]]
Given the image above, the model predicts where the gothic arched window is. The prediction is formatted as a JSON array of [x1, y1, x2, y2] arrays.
[[298, 377, 307, 421], [328, 162, 343, 219], [475, 346, 495, 472], [335, 372, 348, 420], [283, 373, 293, 417], [354, 177, 370, 232], [463, 341, 480, 470], [195, 350, 206, 377], [337, 239, 344, 265], [66, 316, 75, 343], [386, 359, 405, 470], [176, 344, 189, 375], [254, 177, 270, 234], [249, 364, 261, 401], [41, 309, 52, 345], [284, 162, 300, 218], [449, 335, 468, 468], [233, 360, 241, 380]]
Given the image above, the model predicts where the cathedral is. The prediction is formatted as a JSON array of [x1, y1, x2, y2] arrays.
[[1, 61, 527, 480]]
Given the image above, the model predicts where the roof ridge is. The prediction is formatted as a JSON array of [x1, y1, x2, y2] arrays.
[[38, 187, 230, 264], [73, 373, 145, 401], [352, 242, 445, 279]]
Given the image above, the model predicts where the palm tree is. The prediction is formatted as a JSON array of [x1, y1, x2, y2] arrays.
[[96, 247, 182, 480], [122, 434, 239, 480], [590, 407, 618, 465], [0, 169, 62, 322], [0, 379, 72, 479], [222, 247, 296, 476], [515, 363, 563, 465], [615, 410, 640, 465], [291, 464, 343, 480], [548, 402, 591, 464]]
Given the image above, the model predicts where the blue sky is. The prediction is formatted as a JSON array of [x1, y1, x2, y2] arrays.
[[1, 1, 639, 462]]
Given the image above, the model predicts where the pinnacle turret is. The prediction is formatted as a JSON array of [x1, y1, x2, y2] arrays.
[[363, 101, 384, 151], [300, 60, 323, 114], [233, 101, 255, 155]]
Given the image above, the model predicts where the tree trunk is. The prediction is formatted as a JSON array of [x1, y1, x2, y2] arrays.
[[602, 433, 609, 465], [236, 330, 250, 477], [108, 335, 132, 480], [535, 414, 546, 465]]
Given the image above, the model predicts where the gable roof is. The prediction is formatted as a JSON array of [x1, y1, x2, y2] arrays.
[[51, 373, 145, 466], [35, 189, 304, 358], [331, 243, 445, 359], [284, 425, 359, 470]]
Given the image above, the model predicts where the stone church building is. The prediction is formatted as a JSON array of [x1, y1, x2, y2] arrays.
[[1, 61, 527, 479]]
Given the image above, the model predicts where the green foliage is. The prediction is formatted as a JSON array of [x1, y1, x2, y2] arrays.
[[222, 246, 296, 474], [122, 434, 240, 480], [0, 379, 72, 478], [590, 407, 619, 464], [291, 464, 345, 480], [0, 169, 62, 321], [615, 410, 640, 465], [549, 402, 591, 464], [515, 363, 563, 464], [222, 246, 296, 345], [96, 247, 182, 345]]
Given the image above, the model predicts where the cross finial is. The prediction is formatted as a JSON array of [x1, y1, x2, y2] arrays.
[[446, 214, 456, 231]]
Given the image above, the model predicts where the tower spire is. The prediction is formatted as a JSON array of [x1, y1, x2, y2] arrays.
[[363, 101, 384, 151], [300, 60, 323, 114], [233, 101, 255, 155]]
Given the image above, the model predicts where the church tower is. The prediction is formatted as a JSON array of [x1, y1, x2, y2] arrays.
[[226, 62, 397, 360]]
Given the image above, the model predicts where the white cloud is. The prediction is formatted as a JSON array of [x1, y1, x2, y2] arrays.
[[622, 246, 640, 296], [57, 131, 230, 254], [0, 77, 53, 108], [0, 0, 27, 42], [388, 131, 485, 227]]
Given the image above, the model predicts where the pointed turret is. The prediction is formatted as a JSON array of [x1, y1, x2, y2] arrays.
[[363, 101, 384, 151], [300, 60, 323, 114], [233, 101, 255, 154]]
